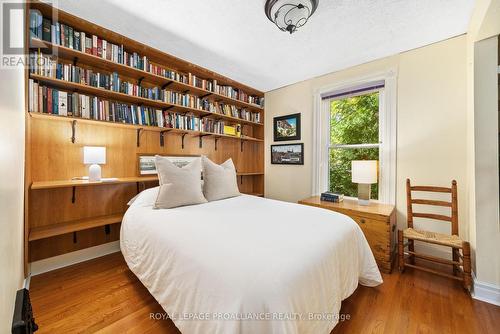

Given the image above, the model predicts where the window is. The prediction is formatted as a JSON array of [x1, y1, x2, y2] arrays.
[[312, 71, 396, 204], [329, 92, 380, 199]]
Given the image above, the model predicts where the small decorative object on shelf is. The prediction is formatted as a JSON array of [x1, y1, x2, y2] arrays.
[[351, 160, 378, 206], [265, 0, 319, 34], [83, 146, 106, 181], [320, 192, 344, 203]]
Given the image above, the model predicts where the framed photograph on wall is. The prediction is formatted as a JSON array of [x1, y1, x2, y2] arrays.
[[138, 155, 200, 175], [271, 143, 304, 165], [273, 113, 301, 141]]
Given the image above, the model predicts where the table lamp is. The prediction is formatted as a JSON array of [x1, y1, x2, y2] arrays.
[[83, 146, 106, 181], [352, 160, 378, 205]]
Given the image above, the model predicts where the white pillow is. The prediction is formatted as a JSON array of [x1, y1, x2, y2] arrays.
[[201, 156, 240, 202], [127, 186, 159, 207], [154, 156, 207, 209]]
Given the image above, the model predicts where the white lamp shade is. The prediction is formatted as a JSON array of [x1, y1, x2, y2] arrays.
[[83, 146, 106, 165], [352, 160, 378, 184]]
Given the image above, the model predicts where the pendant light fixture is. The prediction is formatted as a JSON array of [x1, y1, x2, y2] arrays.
[[265, 0, 319, 34]]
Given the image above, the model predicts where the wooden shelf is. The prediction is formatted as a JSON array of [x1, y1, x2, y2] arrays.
[[29, 112, 264, 142], [30, 74, 263, 127], [31, 176, 158, 190], [32, 173, 263, 190], [30, 39, 264, 112], [29, 213, 123, 241]]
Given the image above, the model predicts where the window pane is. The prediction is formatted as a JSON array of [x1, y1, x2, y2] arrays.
[[329, 147, 379, 199], [330, 93, 379, 145]]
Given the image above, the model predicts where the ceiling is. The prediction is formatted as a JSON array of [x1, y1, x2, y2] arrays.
[[55, 0, 475, 92]]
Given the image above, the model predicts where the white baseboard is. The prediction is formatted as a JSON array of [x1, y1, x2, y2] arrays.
[[472, 272, 500, 306], [29, 241, 121, 276]]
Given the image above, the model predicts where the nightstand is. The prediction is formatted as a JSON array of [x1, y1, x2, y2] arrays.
[[298, 196, 396, 273]]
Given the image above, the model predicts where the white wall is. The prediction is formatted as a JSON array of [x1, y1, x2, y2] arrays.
[[466, 0, 500, 297], [265, 36, 469, 235], [472, 36, 500, 288], [0, 1, 26, 331]]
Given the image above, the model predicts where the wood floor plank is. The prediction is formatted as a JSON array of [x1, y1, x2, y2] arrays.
[[30, 253, 500, 334]]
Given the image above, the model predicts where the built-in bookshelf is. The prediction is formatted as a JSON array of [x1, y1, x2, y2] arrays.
[[24, 0, 264, 273]]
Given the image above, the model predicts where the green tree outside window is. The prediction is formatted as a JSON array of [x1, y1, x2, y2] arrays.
[[329, 93, 379, 199]]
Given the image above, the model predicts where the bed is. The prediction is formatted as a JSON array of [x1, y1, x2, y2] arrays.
[[120, 191, 382, 334]]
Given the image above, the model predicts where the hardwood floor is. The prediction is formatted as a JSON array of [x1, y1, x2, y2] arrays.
[[29, 252, 500, 334]]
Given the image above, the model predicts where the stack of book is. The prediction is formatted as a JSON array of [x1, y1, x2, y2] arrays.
[[29, 10, 263, 109], [320, 192, 344, 203]]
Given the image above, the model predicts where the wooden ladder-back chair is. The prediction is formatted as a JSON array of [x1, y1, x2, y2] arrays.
[[398, 179, 472, 290]]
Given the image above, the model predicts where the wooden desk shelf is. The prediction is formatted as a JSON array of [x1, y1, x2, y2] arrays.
[[29, 213, 123, 241], [31, 176, 158, 190]]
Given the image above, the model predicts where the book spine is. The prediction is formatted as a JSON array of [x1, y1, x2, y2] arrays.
[[92, 35, 98, 56]]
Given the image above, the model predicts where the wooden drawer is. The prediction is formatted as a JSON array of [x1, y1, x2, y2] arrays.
[[298, 197, 396, 273], [350, 215, 391, 263]]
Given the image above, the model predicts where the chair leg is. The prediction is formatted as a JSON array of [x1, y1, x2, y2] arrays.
[[398, 229, 405, 273], [408, 239, 415, 264], [462, 241, 472, 291], [452, 249, 459, 276]]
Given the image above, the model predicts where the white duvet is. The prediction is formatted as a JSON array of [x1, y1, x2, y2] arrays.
[[121, 193, 382, 334]]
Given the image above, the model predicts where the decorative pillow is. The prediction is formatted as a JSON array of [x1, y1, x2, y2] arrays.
[[201, 156, 240, 202], [154, 156, 207, 209], [127, 186, 159, 207]]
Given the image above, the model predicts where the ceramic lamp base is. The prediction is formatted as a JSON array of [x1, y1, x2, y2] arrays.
[[88, 164, 102, 182], [357, 183, 371, 206]]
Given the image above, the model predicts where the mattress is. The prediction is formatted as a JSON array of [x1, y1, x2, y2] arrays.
[[120, 193, 382, 334]]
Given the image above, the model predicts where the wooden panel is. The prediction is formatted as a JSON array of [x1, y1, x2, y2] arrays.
[[29, 213, 123, 241], [298, 197, 396, 273], [350, 215, 390, 262]]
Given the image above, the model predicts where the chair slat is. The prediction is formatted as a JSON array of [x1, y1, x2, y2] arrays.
[[405, 251, 461, 265], [411, 199, 452, 207], [410, 186, 452, 193], [403, 263, 464, 281], [413, 212, 452, 222]]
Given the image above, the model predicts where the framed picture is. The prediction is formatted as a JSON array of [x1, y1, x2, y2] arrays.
[[271, 143, 304, 165], [273, 113, 301, 141], [138, 155, 200, 175]]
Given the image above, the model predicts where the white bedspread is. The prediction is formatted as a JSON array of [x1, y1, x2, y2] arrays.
[[121, 194, 382, 334]]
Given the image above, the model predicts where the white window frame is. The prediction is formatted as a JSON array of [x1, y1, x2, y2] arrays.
[[312, 69, 397, 204]]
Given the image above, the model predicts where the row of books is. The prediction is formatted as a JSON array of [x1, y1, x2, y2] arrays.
[[29, 52, 262, 124], [28, 80, 231, 134], [164, 113, 225, 134], [215, 85, 263, 106], [29, 10, 264, 108], [29, 80, 161, 125]]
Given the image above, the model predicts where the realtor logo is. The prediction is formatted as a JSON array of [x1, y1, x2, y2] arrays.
[[1, 1, 56, 68]]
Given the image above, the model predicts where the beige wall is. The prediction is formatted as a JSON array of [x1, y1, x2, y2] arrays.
[[265, 36, 469, 237], [0, 5, 26, 331], [466, 0, 500, 289]]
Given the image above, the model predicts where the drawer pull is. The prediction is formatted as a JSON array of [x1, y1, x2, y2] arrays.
[[359, 219, 366, 224]]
